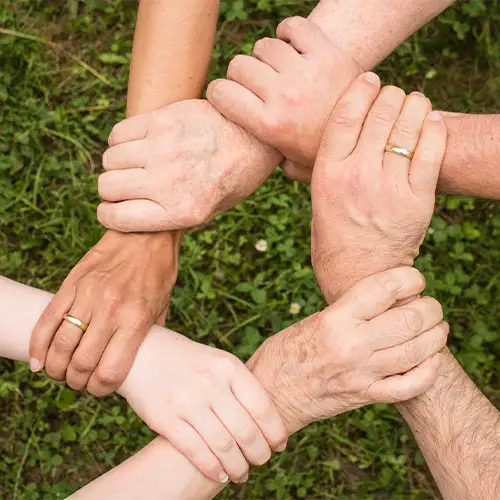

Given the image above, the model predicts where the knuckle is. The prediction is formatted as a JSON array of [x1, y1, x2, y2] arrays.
[[392, 119, 417, 138], [102, 287, 125, 311], [237, 426, 259, 446], [217, 435, 236, 453], [261, 113, 284, 136], [71, 353, 99, 373], [403, 339, 421, 365], [53, 333, 76, 353], [402, 307, 424, 334], [94, 365, 124, 387], [332, 102, 363, 128]]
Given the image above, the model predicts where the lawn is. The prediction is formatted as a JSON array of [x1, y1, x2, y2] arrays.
[[1, 0, 500, 498]]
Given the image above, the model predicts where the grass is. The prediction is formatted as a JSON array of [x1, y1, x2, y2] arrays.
[[1, 0, 500, 498]]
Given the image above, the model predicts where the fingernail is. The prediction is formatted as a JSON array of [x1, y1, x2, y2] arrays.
[[363, 72, 380, 85], [239, 474, 249, 483], [107, 131, 114, 146], [275, 442, 287, 452], [29, 357, 42, 372], [411, 91, 425, 98], [218, 472, 229, 484], [428, 111, 442, 121]]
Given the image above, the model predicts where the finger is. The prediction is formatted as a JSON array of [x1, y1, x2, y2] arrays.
[[65, 319, 116, 391], [280, 159, 312, 183], [372, 321, 449, 376], [252, 37, 301, 72], [206, 79, 265, 138], [369, 352, 442, 403], [102, 140, 150, 171], [357, 85, 406, 161], [276, 16, 330, 56], [318, 72, 381, 162], [409, 111, 447, 199], [188, 410, 250, 483], [384, 91, 432, 185], [232, 367, 288, 451], [367, 296, 444, 350], [226, 54, 278, 101], [98, 169, 154, 202], [334, 267, 426, 321], [159, 417, 228, 484], [108, 114, 150, 146], [44, 302, 91, 382], [30, 283, 76, 372], [212, 394, 272, 466], [87, 319, 150, 396], [155, 306, 168, 326], [97, 200, 169, 233]]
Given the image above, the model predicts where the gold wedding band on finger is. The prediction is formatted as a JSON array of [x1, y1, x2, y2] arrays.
[[384, 144, 414, 161], [62, 313, 88, 333]]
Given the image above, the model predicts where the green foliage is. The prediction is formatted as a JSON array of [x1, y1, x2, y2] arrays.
[[1, 0, 499, 498]]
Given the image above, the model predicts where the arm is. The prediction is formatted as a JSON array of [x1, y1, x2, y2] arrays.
[[0, 266, 445, 499], [397, 350, 500, 500], [127, 0, 219, 116], [438, 112, 500, 198], [308, 72, 500, 498], [97, 0, 455, 233], [29, 0, 218, 396]]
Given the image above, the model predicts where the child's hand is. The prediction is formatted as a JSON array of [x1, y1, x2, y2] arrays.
[[311, 74, 447, 302], [118, 330, 288, 484], [207, 16, 361, 170]]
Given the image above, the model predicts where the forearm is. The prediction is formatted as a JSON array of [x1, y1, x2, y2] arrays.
[[0, 278, 223, 499], [308, 0, 454, 70], [438, 113, 500, 199], [397, 349, 500, 499], [127, 0, 219, 116]]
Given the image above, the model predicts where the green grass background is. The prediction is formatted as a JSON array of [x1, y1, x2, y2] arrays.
[[1, 0, 500, 498]]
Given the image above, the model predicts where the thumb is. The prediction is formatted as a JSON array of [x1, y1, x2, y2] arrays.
[[334, 267, 426, 321]]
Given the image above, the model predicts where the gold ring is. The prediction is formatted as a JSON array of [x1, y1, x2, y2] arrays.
[[385, 144, 414, 160], [62, 313, 88, 332]]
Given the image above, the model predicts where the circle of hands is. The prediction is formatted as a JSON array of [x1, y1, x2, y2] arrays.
[[29, 17, 449, 484]]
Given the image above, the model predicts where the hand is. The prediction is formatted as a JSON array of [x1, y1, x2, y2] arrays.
[[118, 327, 288, 484], [311, 74, 447, 303], [248, 267, 447, 434], [97, 99, 282, 232], [29, 230, 179, 396], [206, 16, 361, 172]]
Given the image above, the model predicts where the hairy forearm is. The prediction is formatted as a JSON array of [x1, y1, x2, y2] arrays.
[[308, 0, 454, 70], [439, 113, 500, 199], [127, 0, 219, 116], [397, 349, 500, 499]]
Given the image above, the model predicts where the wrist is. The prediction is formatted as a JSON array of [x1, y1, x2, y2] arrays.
[[103, 230, 181, 287], [314, 249, 414, 304], [247, 314, 324, 435]]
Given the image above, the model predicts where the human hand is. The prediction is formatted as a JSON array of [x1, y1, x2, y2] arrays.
[[29, 230, 179, 396], [311, 73, 447, 303], [118, 327, 288, 484], [248, 267, 447, 434], [97, 99, 282, 232], [206, 16, 361, 175]]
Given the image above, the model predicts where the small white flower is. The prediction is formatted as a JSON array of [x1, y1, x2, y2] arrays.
[[255, 239, 268, 252], [289, 302, 301, 315], [427, 227, 435, 235]]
